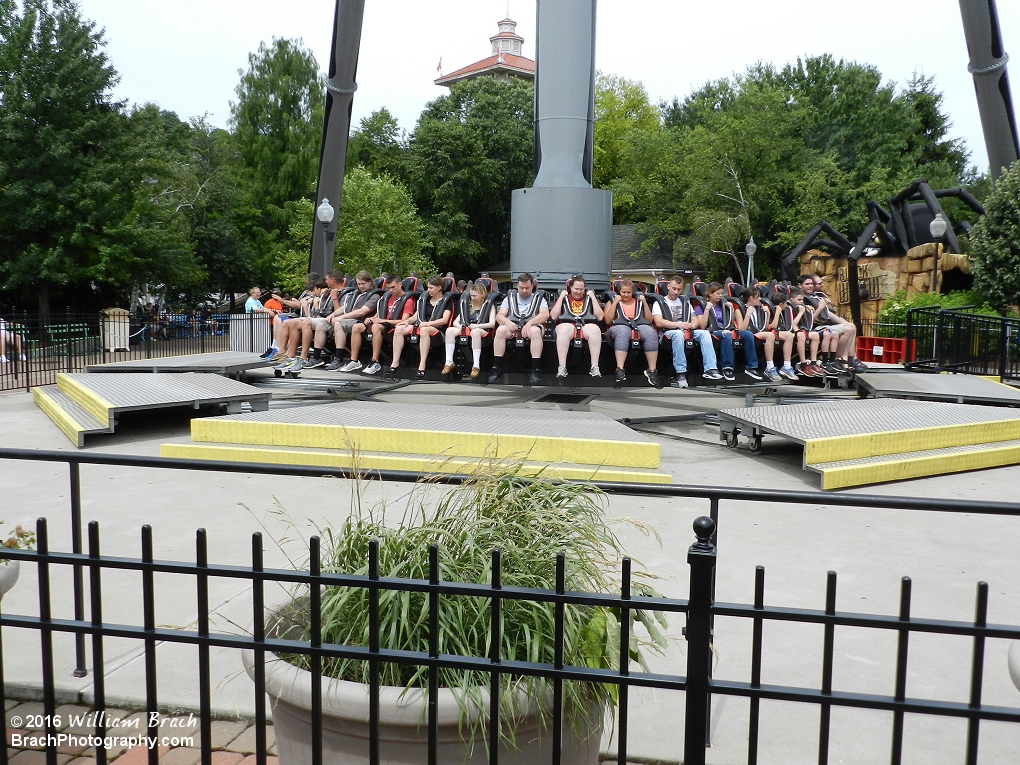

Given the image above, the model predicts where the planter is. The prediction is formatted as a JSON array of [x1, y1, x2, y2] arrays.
[[242, 599, 602, 765], [0, 561, 20, 599], [1009, 641, 1020, 693]]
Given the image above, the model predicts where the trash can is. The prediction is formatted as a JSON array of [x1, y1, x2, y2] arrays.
[[101, 308, 130, 352]]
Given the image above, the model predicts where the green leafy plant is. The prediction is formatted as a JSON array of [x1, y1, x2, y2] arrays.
[[875, 288, 999, 335], [276, 465, 667, 742]]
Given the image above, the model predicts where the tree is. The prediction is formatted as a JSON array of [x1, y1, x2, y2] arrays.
[[0, 0, 200, 311], [969, 160, 1020, 313], [229, 38, 324, 227], [276, 168, 431, 292], [407, 77, 534, 276], [346, 108, 408, 181], [593, 72, 660, 207]]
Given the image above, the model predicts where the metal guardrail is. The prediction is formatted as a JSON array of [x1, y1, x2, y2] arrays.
[[906, 306, 1020, 381], [1, 450, 1020, 765], [0, 312, 274, 392]]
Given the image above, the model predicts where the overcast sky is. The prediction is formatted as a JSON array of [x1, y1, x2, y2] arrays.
[[75, 0, 1019, 174]]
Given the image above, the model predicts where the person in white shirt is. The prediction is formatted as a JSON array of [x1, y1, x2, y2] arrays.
[[650, 276, 722, 388]]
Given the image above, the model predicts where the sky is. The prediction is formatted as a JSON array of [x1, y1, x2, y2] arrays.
[[73, 0, 1020, 174]]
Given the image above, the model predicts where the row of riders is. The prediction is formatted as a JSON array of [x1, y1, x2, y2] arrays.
[[253, 270, 867, 387]]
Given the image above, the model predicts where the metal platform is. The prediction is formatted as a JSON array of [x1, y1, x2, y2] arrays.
[[856, 371, 1020, 406], [717, 398, 1020, 489], [86, 351, 267, 375], [33, 372, 271, 447], [160, 400, 670, 484]]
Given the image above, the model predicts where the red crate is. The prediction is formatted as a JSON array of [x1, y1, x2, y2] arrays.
[[856, 336, 915, 364]]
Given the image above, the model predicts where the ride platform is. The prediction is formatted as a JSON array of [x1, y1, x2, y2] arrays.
[[856, 371, 1020, 407], [717, 398, 1020, 490], [86, 351, 267, 376], [33, 372, 271, 447], [160, 400, 671, 484]]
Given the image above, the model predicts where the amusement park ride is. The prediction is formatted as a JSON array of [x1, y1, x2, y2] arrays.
[[308, 0, 1019, 294]]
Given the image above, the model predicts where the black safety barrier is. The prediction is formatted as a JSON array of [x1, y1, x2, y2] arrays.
[[906, 306, 1020, 381], [1, 449, 1020, 765]]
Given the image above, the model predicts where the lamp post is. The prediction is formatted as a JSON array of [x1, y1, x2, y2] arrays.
[[316, 198, 336, 273], [929, 214, 947, 294], [745, 237, 757, 286]]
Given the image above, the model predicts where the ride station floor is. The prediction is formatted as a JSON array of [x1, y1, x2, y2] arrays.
[[2, 369, 1020, 765]]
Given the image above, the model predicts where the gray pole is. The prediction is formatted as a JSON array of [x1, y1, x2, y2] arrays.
[[510, 0, 612, 290], [310, 0, 367, 276], [959, 0, 1019, 179]]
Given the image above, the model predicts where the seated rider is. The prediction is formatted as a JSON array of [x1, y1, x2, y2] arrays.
[[442, 281, 497, 379], [784, 288, 825, 377], [488, 273, 550, 386], [392, 275, 452, 378], [327, 271, 381, 371], [736, 288, 782, 383], [802, 274, 867, 374], [550, 276, 605, 379], [603, 279, 661, 387], [347, 274, 416, 376], [651, 275, 722, 388], [700, 282, 762, 382]]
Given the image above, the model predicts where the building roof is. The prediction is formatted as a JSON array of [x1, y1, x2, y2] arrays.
[[435, 54, 535, 86]]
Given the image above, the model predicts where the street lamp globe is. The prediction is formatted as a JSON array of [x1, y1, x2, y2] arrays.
[[316, 198, 335, 224], [745, 238, 757, 258], [929, 214, 948, 239]]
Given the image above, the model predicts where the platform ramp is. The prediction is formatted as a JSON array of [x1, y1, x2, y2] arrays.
[[161, 401, 671, 485], [33, 372, 271, 447], [856, 371, 1020, 406], [86, 351, 267, 376], [717, 399, 1020, 490]]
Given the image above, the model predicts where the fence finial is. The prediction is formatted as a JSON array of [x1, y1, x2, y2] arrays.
[[692, 516, 716, 552]]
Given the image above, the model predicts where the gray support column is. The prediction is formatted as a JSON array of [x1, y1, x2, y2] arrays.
[[959, 0, 1019, 179], [310, 0, 367, 276], [510, 0, 612, 290]]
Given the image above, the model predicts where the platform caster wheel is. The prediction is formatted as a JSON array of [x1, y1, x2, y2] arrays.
[[748, 433, 763, 454], [724, 430, 739, 448], [286, 370, 301, 379], [274, 369, 283, 378]]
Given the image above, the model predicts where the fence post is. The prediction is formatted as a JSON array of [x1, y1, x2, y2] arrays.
[[684, 516, 717, 765], [999, 320, 1008, 381]]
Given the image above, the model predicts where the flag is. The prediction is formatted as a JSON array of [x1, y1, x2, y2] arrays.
[[436, 57, 442, 75]]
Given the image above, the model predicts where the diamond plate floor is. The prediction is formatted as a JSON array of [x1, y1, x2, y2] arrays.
[[856, 371, 1020, 406], [87, 352, 267, 374]]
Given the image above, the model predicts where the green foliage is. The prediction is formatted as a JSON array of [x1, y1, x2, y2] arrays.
[[970, 160, 1020, 313], [0, 0, 202, 310], [632, 56, 971, 280], [229, 37, 323, 231], [346, 108, 407, 180], [407, 77, 534, 276], [875, 289, 998, 330], [278, 467, 665, 741], [593, 72, 660, 220], [332, 167, 432, 278]]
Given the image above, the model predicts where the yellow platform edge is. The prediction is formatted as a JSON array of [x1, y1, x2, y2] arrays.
[[818, 442, 1020, 490], [32, 388, 88, 447], [159, 443, 673, 485], [805, 418, 1020, 464], [189, 419, 661, 470], [56, 373, 113, 428]]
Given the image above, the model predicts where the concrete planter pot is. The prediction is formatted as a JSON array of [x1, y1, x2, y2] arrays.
[[0, 561, 20, 599], [241, 599, 602, 765], [1009, 641, 1020, 693]]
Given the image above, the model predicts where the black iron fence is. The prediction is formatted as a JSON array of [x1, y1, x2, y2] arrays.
[[906, 306, 1020, 381], [0, 312, 274, 392], [1, 449, 1020, 765]]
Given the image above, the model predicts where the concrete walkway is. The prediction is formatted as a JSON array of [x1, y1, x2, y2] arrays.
[[2, 372, 1019, 765]]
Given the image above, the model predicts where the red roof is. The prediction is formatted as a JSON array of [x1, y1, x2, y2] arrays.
[[435, 54, 535, 86]]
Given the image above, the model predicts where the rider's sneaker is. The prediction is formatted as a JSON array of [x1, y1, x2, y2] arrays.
[[848, 357, 869, 373], [274, 357, 296, 371], [589, 366, 601, 378], [671, 376, 689, 389], [744, 367, 764, 381], [259, 347, 277, 359], [765, 367, 782, 383], [339, 360, 362, 373], [702, 369, 723, 381], [304, 357, 325, 369], [779, 365, 798, 380], [363, 361, 382, 375], [722, 368, 736, 382], [644, 369, 661, 388], [557, 365, 568, 378]]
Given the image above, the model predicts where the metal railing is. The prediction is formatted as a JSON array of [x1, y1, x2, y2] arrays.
[[0, 312, 274, 392], [906, 306, 1020, 380], [1, 449, 1020, 765]]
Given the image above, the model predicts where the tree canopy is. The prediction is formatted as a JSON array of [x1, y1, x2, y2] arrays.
[[969, 160, 1020, 313]]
